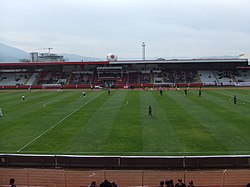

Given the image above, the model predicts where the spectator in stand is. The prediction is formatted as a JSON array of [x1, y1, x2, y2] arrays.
[[246, 183, 250, 187], [159, 181, 164, 187], [100, 179, 111, 187], [187, 180, 195, 187], [111, 181, 118, 187], [175, 179, 186, 187], [89, 181, 97, 187], [165, 179, 174, 187], [9, 178, 16, 187]]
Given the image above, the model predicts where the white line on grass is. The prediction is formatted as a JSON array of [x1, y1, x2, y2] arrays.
[[17, 91, 104, 153], [216, 91, 250, 104], [43, 98, 129, 110], [19, 150, 250, 155], [43, 100, 59, 107]]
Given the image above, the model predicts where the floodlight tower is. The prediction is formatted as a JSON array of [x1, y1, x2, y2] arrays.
[[142, 42, 145, 60]]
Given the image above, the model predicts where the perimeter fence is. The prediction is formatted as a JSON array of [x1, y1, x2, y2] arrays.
[[0, 167, 250, 187]]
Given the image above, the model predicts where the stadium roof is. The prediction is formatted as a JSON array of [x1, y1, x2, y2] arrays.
[[109, 58, 248, 65], [0, 58, 248, 67], [0, 61, 109, 67]]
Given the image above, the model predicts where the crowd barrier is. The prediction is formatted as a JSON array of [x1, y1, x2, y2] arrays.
[[0, 154, 250, 169]]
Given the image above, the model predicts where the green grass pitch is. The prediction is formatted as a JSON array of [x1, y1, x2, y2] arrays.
[[0, 88, 250, 156]]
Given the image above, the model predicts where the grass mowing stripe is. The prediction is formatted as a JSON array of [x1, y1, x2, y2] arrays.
[[16, 91, 103, 153], [202, 90, 250, 123], [0, 92, 66, 150], [59, 90, 129, 153], [23, 91, 109, 153], [174, 91, 232, 152], [100, 90, 143, 154], [1, 89, 250, 156], [0, 91, 61, 118], [173, 90, 250, 153], [0, 91, 80, 129], [140, 90, 183, 154], [157, 91, 210, 153], [17, 91, 104, 152], [198, 90, 250, 143], [163, 91, 228, 154], [212, 89, 250, 104], [24, 90, 120, 153]]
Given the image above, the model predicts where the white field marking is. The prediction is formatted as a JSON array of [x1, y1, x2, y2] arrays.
[[43, 98, 129, 111], [100, 99, 128, 110], [216, 91, 248, 104], [17, 91, 104, 153], [19, 150, 250, 155], [43, 100, 59, 107], [228, 98, 245, 105]]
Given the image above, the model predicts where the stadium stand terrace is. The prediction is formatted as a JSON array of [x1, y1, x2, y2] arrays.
[[0, 57, 250, 88]]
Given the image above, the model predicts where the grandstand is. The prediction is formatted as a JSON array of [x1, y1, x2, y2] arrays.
[[0, 58, 249, 88]]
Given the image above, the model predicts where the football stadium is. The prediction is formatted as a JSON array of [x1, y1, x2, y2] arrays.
[[0, 53, 250, 186]]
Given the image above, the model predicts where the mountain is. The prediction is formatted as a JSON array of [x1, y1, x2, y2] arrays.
[[0, 43, 101, 62], [0, 43, 29, 62], [199, 55, 239, 59], [60, 53, 101, 61]]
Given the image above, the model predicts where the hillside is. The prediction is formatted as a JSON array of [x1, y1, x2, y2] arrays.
[[61, 53, 101, 61], [0, 43, 29, 62], [0, 43, 101, 62]]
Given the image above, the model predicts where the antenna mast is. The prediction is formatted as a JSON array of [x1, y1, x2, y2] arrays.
[[142, 42, 145, 60]]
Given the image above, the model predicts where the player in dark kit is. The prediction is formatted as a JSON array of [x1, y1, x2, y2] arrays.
[[148, 105, 152, 116], [82, 91, 86, 97], [184, 89, 187, 96], [234, 95, 237, 104], [159, 87, 163, 96], [198, 89, 201, 96]]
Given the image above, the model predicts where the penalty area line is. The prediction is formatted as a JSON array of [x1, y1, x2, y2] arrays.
[[17, 91, 104, 153]]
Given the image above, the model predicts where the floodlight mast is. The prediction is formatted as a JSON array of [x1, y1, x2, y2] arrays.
[[142, 42, 145, 60]]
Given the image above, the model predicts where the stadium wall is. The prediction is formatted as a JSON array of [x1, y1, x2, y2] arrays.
[[0, 154, 249, 169]]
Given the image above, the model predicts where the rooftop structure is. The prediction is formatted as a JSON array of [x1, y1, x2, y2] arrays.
[[30, 52, 64, 62]]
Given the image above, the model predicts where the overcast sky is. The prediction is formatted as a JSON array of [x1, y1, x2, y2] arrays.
[[0, 0, 250, 59]]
